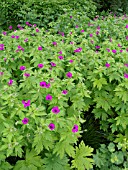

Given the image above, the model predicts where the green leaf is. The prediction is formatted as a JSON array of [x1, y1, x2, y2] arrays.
[[93, 78, 107, 90], [71, 141, 94, 170]]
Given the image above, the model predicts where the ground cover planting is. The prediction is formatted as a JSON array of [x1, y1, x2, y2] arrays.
[[0, 10, 128, 170]]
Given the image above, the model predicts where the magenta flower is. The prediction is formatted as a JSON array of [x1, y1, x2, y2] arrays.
[[124, 73, 128, 78], [4, 58, 6, 61], [38, 63, 44, 68], [90, 34, 93, 37], [106, 48, 110, 52], [112, 49, 116, 53], [24, 73, 30, 77], [38, 46, 42, 50], [105, 63, 110, 67], [46, 94, 52, 100], [70, 16, 72, 18], [51, 62, 56, 67], [36, 28, 39, 32], [46, 83, 51, 88], [72, 124, 78, 133], [124, 64, 128, 67], [66, 72, 72, 78], [118, 44, 122, 47], [70, 32, 72, 35], [8, 79, 13, 86], [90, 40, 94, 44], [20, 66, 26, 70], [33, 24, 37, 27], [24, 38, 28, 42], [9, 25, 12, 30], [58, 51, 62, 54], [126, 36, 128, 40], [2, 32, 6, 35], [81, 30, 84, 32], [11, 35, 15, 38], [22, 100, 30, 108], [40, 81, 47, 88], [97, 26, 100, 30], [61, 32, 65, 36], [53, 42, 57, 46], [48, 123, 55, 130], [62, 90, 68, 94], [58, 56, 64, 60], [15, 36, 19, 39], [70, 42, 74, 44], [110, 38, 112, 42], [52, 106, 60, 114], [96, 31, 99, 35], [120, 50, 123, 53], [75, 25, 78, 28], [125, 25, 128, 28], [74, 48, 82, 53], [26, 22, 29, 25], [0, 72, 3, 76], [17, 24, 21, 28], [96, 46, 100, 49], [69, 60, 73, 63], [22, 118, 29, 124], [0, 44, 4, 50]]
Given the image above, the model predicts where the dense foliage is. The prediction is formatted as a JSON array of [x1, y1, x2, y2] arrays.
[[0, 0, 128, 169]]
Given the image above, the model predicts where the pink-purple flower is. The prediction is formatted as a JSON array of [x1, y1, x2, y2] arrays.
[[52, 106, 60, 114], [74, 48, 82, 53], [106, 48, 110, 52], [51, 62, 56, 67], [20, 66, 26, 70], [22, 118, 29, 124], [0, 72, 3, 76], [58, 51, 62, 54], [62, 90, 68, 94], [125, 25, 128, 28], [72, 124, 78, 133], [69, 60, 73, 63], [22, 100, 31, 108], [105, 63, 110, 67], [75, 25, 78, 28], [8, 79, 13, 86], [46, 94, 52, 100], [66, 72, 72, 78], [58, 56, 64, 60], [81, 30, 84, 32], [11, 35, 15, 38], [2, 32, 6, 35], [96, 46, 100, 49], [38, 46, 42, 50], [48, 123, 55, 130], [24, 73, 30, 77], [124, 73, 128, 78], [53, 42, 57, 46], [38, 63, 44, 68], [9, 25, 12, 30], [112, 49, 116, 53], [36, 28, 39, 32], [40, 81, 47, 88], [90, 34, 93, 37], [124, 64, 128, 67]]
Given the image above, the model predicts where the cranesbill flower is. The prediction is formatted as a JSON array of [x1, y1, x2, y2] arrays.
[[118, 44, 122, 47], [22, 100, 30, 108], [96, 46, 100, 49], [105, 63, 110, 67], [20, 66, 26, 70], [72, 124, 78, 133], [53, 42, 57, 46], [75, 25, 78, 28], [36, 28, 39, 32], [46, 83, 51, 88], [46, 94, 52, 100], [11, 35, 15, 38], [120, 50, 123, 53], [40, 81, 47, 88], [2, 32, 6, 35], [74, 48, 82, 53], [33, 24, 37, 27], [15, 36, 19, 39], [0, 72, 3, 76], [81, 30, 84, 32], [66, 72, 72, 78], [48, 123, 55, 130], [126, 36, 128, 40], [69, 60, 73, 63], [62, 90, 68, 94], [70, 42, 74, 44], [97, 26, 100, 30], [8, 79, 13, 86], [52, 106, 60, 114], [51, 62, 56, 67], [96, 31, 99, 35], [90, 40, 94, 44], [24, 38, 28, 42], [9, 26, 12, 30], [124, 73, 128, 78], [112, 49, 116, 53], [58, 56, 64, 60], [22, 118, 29, 124], [125, 25, 128, 28], [38, 63, 44, 68], [106, 48, 110, 52], [26, 22, 29, 25], [90, 34, 93, 37], [24, 73, 30, 77], [61, 32, 64, 36], [124, 64, 128, 67], [70, 16, 72, 18], [38, 46, 42, 50], [58, 51, 62, 54]]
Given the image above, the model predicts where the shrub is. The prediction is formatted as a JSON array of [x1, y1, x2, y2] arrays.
[[0, 12, 128, 169]]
